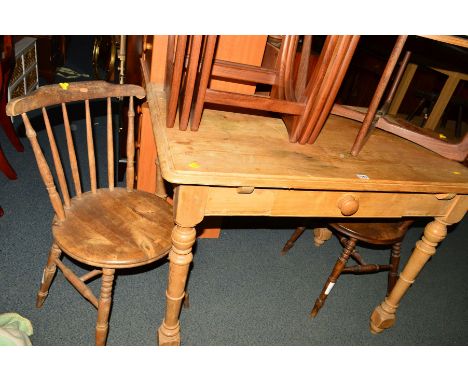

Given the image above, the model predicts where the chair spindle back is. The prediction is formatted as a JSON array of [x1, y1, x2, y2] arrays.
[[6, 81, 146, 221]]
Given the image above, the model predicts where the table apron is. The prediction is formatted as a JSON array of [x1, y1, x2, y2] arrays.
[[203, 187, 455, 218]]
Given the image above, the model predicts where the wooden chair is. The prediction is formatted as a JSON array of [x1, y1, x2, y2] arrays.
[[6, 81, 174, 345], [281, 220, 413, 317], [331, 35, 468, 161], [165, 35, 360, 143]]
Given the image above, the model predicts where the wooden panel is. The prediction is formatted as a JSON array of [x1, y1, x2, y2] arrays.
[[210, 35, 268, 95], [137, 103, 157, 193], [150, 35, 169, 85]]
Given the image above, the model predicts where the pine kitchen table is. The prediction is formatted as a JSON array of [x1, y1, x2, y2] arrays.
[[146, 84, 468, 346]]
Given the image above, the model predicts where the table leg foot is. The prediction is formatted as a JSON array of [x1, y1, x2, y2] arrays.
[[368, 218, 448, 334], [158, 320, 181, 346], [370, 298, 398, 334]]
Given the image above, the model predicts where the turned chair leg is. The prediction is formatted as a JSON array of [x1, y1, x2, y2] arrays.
[[387, 242, 402, 296], [96, 268, 115, 346], [310, 237, 357, 317], [36, 243, 62, 308], [281, 226, 306, 255]]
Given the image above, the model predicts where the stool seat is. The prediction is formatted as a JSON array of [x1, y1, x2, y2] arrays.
[[330, 220, 412, 245], [53, 188, 173, 269]]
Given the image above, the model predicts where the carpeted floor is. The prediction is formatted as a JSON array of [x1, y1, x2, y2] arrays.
[[1, 36, 467, 346]]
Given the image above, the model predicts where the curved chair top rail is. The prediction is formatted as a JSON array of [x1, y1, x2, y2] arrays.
[[6, 81, 146, 116]]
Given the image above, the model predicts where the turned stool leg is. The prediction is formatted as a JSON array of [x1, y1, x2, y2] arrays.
[[310, 237, 357, 317], [36, 243, 61, 308], [158, 224, 195, 346], [281, 226, 306, 255], [370, 218, 447, 334], [96, 268, 115, 346], [387, 242, 402, 296]]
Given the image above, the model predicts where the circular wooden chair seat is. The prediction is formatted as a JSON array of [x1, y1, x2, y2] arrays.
[[53, 188, 173, 269], [329, 220, 412, 246]]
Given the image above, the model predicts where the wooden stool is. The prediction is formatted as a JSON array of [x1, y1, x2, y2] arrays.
[[281, 220, 413, 317], [6, 81, 175, 345]]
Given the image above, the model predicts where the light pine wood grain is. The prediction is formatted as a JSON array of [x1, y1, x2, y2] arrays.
[[148, 85, 468, 194], [144, 83, 468, 346]]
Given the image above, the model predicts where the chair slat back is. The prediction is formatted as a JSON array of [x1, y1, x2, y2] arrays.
[[6, 81, 146, 219], [62, 102, 82, 198], [42, 107, 71, 207], [126, 96, 135, 191], [21, 112, 66, 221], [106, 97, 114, 190], [85, 99, 97, 193]]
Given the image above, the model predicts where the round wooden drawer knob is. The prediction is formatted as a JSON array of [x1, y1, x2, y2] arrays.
[[337, 194, 359, 216]]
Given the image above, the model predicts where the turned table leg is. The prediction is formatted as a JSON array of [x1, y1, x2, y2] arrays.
[[158, 224, 196, 345], [157, 185, 207, 345], [369, 217, 448, 334]]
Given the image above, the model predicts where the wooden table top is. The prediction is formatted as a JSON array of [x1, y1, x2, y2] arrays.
[[148, 84, 468, 194]]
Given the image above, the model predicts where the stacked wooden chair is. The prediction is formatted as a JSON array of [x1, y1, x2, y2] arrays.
[[6, 81, 174, 345], [331, 35, 468, 161], [166, 35, 467, 159], [164, 35, 360, 144]]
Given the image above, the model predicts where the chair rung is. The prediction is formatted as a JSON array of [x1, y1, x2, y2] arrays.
[[342, 264, 391, 274], [54, 258, 99, 308], [80, 269, 102, 282]]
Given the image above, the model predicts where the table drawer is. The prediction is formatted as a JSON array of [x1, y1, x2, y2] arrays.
[[205, 187, 454, 218]]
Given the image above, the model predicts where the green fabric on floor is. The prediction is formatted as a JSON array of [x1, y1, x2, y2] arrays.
[[0, 313, 33, 346]]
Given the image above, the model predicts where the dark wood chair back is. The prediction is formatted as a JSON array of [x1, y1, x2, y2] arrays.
[[164, 35, 360, 144]]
